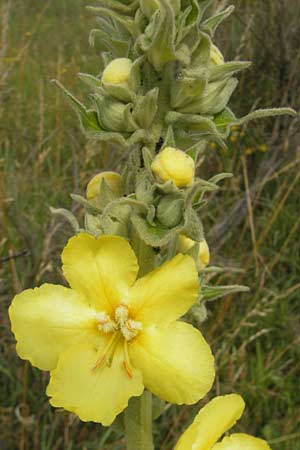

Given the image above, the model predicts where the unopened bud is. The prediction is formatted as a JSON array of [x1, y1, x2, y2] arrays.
[[156, 194, 184, 228], [151, 147, 195, 187], [102, 58, 133, 85], [178, 235, 210, 269], [86, 172, 122, 200]]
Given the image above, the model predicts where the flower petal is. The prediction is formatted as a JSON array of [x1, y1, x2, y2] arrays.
[[174, 395, 245, 450], [47, 341, 144, 425], [9, 284, 98, 371], [129, 321, 214, 404], [62, 233, 139, 312], [211, 434, 272, 450], [129, 254, 198, 325]]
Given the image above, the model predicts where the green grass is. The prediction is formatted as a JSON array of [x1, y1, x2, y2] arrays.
[[1, 0, 300, 449]]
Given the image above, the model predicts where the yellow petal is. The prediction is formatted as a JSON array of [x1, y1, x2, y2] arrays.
[[9, 284, 98, 371], [102, 58, 133, 84], [62, 233, 139, 313], [174, 395, 245, 450], [129, 254, 198, 325], [86, 171, 122, 200], [47, 341, 144, 425], [211, 434, 272, 450], [130, 321, 214, 404]]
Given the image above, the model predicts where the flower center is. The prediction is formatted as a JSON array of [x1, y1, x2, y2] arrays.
[[95, 304, 142, 341], [93, 305, 142, 377]]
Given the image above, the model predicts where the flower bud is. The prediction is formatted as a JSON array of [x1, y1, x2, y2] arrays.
[[102, 58, 133, 85], [151, 147, 195, 187], [210, 44, 225, 65], [86, 172, 122, 200], [178, 235, 210, 269], [156, 194, 184, 228]]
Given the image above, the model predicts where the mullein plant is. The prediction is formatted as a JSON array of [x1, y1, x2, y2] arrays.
[[9, 1, 296, 449]]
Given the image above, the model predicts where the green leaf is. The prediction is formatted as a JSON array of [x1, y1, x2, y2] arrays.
[[200, 284, 250, 302], [52, 79, 101, 132]]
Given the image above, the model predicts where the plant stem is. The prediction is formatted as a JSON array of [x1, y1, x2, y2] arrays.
[[124, 391, 154, 450]]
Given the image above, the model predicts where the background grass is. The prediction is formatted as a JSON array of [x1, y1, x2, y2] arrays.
[[0, 0, 299, 449]]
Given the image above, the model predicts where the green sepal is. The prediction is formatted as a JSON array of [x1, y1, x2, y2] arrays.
[[156, 193, 185, 228], [93, 94, 138, 132], [133, 88, 159, 129], [171, 70, 208, 109], [135, 169, 155, 204], [87, 0, 138, 15], [178, 78, 238, 115], [162, 126, 176, 148], [130, 226, 156, 276], [84, 213, 103, 237], [190, 31, 211, 67], [200, 284, 250, 302], [87, 5, 138, 37], [70, 194, 102, 214], [209, 61, 252, 82], [166, 111, 227, 147], [78, 72, 102, 89], [101, 204, 132, 238], [201, 5, 235, 36], [128, 56, 144, 93], [49, 207, 80, 233], [187, 302, 208, 324], [208, 172, 233, 185], [139, 0, 176, 71], [89, 28, 130, 57], [186, 140, 207, 160]]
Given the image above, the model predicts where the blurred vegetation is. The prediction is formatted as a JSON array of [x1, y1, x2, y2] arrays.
[[0, 0, 299, 449]]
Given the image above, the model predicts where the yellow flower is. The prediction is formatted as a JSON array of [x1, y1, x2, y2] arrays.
[[174, 394, 272, 450], [102, 58, 133, 85], [178, 235, 210, 270], [9, 233, 215, 425], [86, 171, 122, 200], [210, 45, 225, 66], [151, 147, 195, 187]]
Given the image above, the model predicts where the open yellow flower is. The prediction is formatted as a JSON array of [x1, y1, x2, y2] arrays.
[[9, 233, 215, 425], [174, 394, 272, 450]]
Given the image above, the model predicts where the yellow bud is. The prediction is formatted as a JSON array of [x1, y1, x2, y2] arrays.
[[151, 147, 195, 187], [178, 235, 210, 269], [86, 171, 122, 200], [210, 44, 225, 65], [102, 58, 133, 85]]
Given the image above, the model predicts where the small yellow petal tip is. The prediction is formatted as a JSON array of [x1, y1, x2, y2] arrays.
[[102, 58, 133, 85], [210, 44, 225, 65], [86, 171, 122, 200], [178, 235, 210, 269], [151, 147, 195, 187]]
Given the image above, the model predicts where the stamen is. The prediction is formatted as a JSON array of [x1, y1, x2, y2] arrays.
[[115, 304, 129, 326], [95, 311, 117, 334], [122, 341, 133, 378], [92, 333, 120, 371]]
